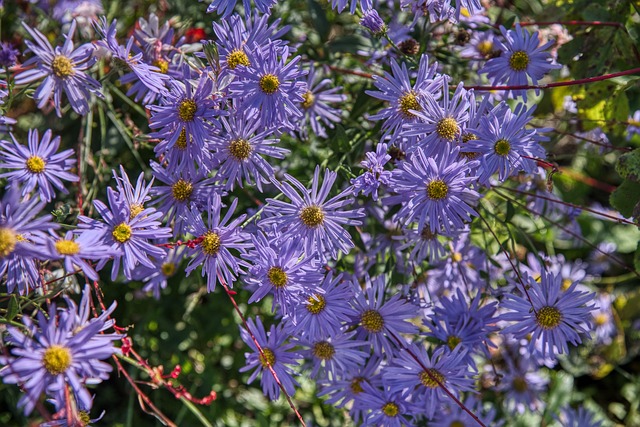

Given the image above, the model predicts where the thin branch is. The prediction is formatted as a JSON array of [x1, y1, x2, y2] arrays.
[[465, 67, 640, 91]]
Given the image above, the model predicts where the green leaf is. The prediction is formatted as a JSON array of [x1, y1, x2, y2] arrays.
[[634, 241, 640, 272], [505, 201, 515, 222], [6, 295, 18, 321], [610, 179, 640, 219], [616, 148, 640, 182], [308, 0, 330, 42]]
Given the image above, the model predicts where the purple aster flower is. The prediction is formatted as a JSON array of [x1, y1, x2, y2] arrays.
[[112, 165, 154, 220], [351, 142, 392, 201], [386, 146, 480, 234], [591, 293, 616, 345], [207, 0, 277, 17], [95, 18, 169, 97], [0, 129, 78, 202], [286, 272, 355, 340], [261, 166, 364, 260], [229, 45, 306, 131], [131, 246, 185, 299], [38, 230, 115, 281], [318, 356, 382, 413], [299, 64, 346, 139], [360, 9, 387, 37], [349, 275, 418, 357], [382, 344, 474, 420], [494, 345, 548, 413], [480, 24, 561, 101], [123, 13, 185, 105], [556, 406, 603, 427], [356, 383, 411, 427], [426, 288, 498, 366], [150, 161, 216, 236], [397, 225, 453, 263], [0, 186, 57, 294], [464, 102, 548, 184], [0, 298, 120, 415], [366, 54, 445, 144], [425, 232, 487, 293], [184, 193, 253, 292], [210, 112, 288, 192], [15, 20, 102, 116], [459, 30, 497, 61], [239, 316, 301, 400], [211, 13, 290, 77], [0, 42, 19, 68], [148, 67, 221, 154], [77, 187, 171, 281], [403, 83, 472, 157], [300, 330, 368, 379], [245, 231, 323, 316], [500, 271, 596, 359]]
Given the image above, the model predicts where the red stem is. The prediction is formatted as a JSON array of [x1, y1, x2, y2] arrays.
[[218, 273, 307, 427], [464, 67, 640, 91]]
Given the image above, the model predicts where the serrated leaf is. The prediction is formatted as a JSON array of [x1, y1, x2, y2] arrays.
[[610, 179, 640, 219], [616, 148, 640, 182]]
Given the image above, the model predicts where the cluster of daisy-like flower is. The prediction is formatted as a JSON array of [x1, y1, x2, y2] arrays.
[[0, 0, 632, 425]]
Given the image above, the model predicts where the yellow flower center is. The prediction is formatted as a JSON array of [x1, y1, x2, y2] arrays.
[[447, 335, 461, 350], [161, 262, 176, 277], [435, 117, 460, 141], [477, 40, 494, 56], [267, 266, 288, 288], [78, 411, 91, 426], [512, 376, 528, 392], [0, 227, 18, 258], [229, 138, 253, 160], [306, 294, 326, 314], [201, 231, 221, 256], [450, 421, 465, 427], [382, 402, 399, 417], [55, 239, 80, 255], [427, 179, 449, 200], [302, 91, 315, 109], [494, 139, 511, 156], [562, 278, 573, 291], [594, 313, 608, 326], [227, 49, 250, 69], [398, 91, 421, 118], [259, 74, 280, 94], [535, 306, 562, 329], [25, 156, 46, 174], [42, 345, 72, 375], [129, 203, 144, 219], [176, 128, 188, 150], [178, 99, 197, 122], [153, 59, 169, 74], [350, 377, 364, 394], [299, 205, 325, 228], [509, 50, 530, 71], [171, 179, 193, 202], [361, 309, 385, 333], [51, 55, 75, 78], [259, 347, 276, 367], [312, 341, 335, 360], [112, 223, 132, 243], [419, 368, 444, 388]]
